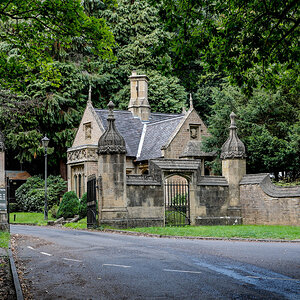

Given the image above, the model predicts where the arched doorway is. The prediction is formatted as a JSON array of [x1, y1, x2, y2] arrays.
[[164, 174, 190, 226]]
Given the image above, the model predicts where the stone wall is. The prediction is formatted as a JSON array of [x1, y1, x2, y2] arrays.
[[72, 104, 103, 148], [126, 175, 164, 227], [194, 176, 241, 225], [240, 174, 300, 225]]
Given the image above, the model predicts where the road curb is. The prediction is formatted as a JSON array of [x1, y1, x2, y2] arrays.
[[8, 245, 24, 300], [11, 223, 300, 243], [102, 229, 300, 243]]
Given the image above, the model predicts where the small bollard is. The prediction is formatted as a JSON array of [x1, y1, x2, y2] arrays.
[[14, 214, 16, 222]]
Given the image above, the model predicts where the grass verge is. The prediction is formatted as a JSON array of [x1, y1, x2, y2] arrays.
[[64, 218, 87, 229], [123, 225, 300, 240], [0, 231, 10, 248], [9, 212, 55, 226]]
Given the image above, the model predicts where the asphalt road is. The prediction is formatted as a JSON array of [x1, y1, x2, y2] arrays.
[[11, 225, 300, 300]]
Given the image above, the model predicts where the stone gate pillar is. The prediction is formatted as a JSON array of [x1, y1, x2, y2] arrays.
[[221, 112, 246, 217], [97, 101, 128, 227], [0, 131, 8, 231]]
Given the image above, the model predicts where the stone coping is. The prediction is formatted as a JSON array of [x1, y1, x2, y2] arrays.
[[126, 175, 161, 186], [240, 173, 300, 198], [150, 159, 201, 170], [198, 176, 228, 186], [67, 144, 97, 152]]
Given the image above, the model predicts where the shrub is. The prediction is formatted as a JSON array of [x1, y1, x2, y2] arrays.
[[57, 191, 79, 219], [50, 205, 59, 219], [78, 192, 87, 219], [15, 175, 66, 212], [9, 203, 19, 213], [24, 188, 46, 212]]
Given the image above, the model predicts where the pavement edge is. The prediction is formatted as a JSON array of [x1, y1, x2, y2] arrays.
[[8, 243, 24, 300]]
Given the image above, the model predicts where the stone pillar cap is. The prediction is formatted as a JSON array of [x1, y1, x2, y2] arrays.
[[220, 112, 246, 159], [98, 101, 126, 154]]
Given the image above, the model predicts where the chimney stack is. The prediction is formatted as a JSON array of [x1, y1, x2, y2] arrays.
[[128, 71, 150, 121]]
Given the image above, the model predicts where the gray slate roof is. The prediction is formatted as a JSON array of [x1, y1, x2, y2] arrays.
[[95, 109, 183, 159], [137, 117, 183, 161]]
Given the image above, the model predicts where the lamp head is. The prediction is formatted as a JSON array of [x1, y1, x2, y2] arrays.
[[41, 136, 50, 150]]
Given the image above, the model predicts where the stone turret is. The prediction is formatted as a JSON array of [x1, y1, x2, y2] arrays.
[[98, 101, 128, 227], [221, 112, 246, 217], [0, 130, 8, 231], [128, 71, 150, 121]]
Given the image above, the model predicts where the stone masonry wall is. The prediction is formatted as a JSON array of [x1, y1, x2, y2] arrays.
[[164, 109, 209, 159], [196, 185, 229, 217], [72, 104, 103, 148], [240, 184, 300, 225], [126, 175, 164, 227]]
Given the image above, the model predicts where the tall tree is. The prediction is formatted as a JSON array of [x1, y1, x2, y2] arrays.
[[0, 0, 115, 175], [156, 0, 299, 94], [203, 83, 300, 179]]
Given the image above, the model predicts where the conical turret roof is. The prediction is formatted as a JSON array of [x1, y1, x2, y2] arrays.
[[98, 101, 126, 154], [220, 112, 246, 159]]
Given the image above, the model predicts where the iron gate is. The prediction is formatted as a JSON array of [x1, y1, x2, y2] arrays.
[[164, 180, 190, 226], [87, 175, 97, 228]]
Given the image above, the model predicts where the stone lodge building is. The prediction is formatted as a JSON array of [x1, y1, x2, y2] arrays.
[[67, 72, 299, 227], [67, 71, 215, 198]]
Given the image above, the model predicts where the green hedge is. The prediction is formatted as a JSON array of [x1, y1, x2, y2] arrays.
[[57, 191, 79, 219]]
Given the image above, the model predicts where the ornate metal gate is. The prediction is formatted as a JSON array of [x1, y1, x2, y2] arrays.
[[164, 180, 190, 226], [87, 175, 97, 228]]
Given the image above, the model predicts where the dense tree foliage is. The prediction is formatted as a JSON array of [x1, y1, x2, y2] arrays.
[[156, 0, 299, 95], [0, 0, 299, 180], [203, 83, 300, 179]]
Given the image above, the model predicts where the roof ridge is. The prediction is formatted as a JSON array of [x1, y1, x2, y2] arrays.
[[147, 116, 183, 126], [151, 112, 183, 116], [136, 123, 147, 159], [94, 108, 132, 114]]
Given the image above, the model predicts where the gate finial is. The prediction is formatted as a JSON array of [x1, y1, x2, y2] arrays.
[[220, 112, 246, 159]]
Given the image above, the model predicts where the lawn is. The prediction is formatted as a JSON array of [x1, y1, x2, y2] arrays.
[[0, 231, 10, 248], [8, 212, 300, 240], [123, 225, 300, 240], [64, 217, 87, 229], [9, 212, 55, 226]]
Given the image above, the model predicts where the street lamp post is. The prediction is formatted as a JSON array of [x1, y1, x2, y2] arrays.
[[41, 136, 50, 220]]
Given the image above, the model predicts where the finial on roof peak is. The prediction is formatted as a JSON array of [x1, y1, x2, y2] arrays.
[[189, 93, 193, 108], [108, 100, 115, 110], [87, 84, 92, 105], [230, 112, 237, 127], [220, 112, 246, 160]]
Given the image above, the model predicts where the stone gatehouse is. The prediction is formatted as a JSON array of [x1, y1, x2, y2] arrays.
[[67, 71, 215, 198], [67, 72, 300, 227]]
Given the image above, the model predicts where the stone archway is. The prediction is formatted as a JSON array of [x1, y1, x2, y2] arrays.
[[164, 174, 190, 226]]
